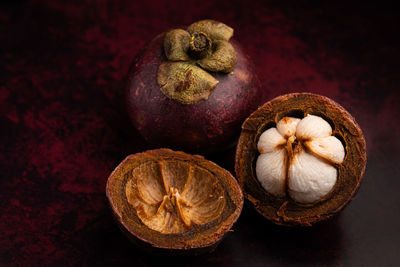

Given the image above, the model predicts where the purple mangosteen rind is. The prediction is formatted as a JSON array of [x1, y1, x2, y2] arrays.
[[126, 20, 265, 154]]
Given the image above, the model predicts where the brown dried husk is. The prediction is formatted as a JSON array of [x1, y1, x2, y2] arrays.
[[106, 149, 243, 254], [235, 93, 367, 226]]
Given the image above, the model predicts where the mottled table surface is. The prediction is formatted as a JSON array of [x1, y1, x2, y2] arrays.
[[1, 0, 399, 266]]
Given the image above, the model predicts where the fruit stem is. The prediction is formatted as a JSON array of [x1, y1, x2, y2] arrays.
[[189, 32, 212, 56]]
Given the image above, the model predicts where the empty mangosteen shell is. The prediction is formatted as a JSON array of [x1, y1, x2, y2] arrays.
[[235, 93, 367, 226], [106, 148, 243, 254]]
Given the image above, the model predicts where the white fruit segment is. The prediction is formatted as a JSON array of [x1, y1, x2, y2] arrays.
[[258, 128, 286, 153], [288, 150, 337, 203], [304, 136, 345, 164], [256, 149, 286, 196], [296, 114, 332, 139], [255, 114, 345, 203], [277, 117, 301, 137]]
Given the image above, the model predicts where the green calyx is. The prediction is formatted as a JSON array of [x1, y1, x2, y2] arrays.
[[157, 20, 238, 104]]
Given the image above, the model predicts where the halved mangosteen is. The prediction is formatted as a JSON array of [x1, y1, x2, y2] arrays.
[[106, 148, 243, 254]]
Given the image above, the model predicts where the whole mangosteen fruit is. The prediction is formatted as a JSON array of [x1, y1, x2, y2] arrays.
[[126, 20, 265, 154]]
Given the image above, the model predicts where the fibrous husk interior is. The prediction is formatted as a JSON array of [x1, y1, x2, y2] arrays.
[[125, 160, 225, 234]]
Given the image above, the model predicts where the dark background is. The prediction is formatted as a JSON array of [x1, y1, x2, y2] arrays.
[[1, 0, 400, 266]]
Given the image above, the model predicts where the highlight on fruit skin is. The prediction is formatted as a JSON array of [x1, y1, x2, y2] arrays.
[[106, 149, 243, 254], [235, 93, 367, 226]]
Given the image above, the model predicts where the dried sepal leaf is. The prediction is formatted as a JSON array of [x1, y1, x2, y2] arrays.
[[164, 29, 191, 61], [157, 61, 219, 104], [187, 19, 234, 41], [158, 21, 238, 104], [197, 40, 237, 73]]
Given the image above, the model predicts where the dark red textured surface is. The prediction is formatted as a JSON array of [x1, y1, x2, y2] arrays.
[[1, 0, 399, 266]]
